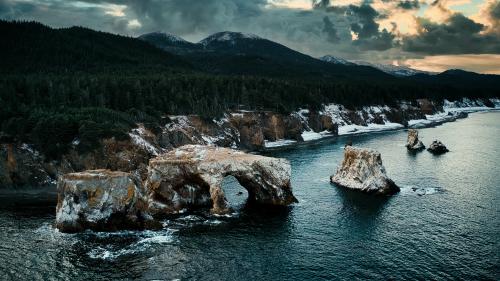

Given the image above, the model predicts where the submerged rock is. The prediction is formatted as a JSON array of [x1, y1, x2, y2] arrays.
[[406, 129, 425, 151], [55, 169, 157, 233], [145, 145, 297, 216], [330, 146, 399, 195], [427, 140, 449, 155]]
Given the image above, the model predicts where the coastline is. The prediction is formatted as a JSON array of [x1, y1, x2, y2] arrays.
[[263, 101, 500, 150]]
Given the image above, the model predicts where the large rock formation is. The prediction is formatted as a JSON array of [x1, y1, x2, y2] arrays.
[[406, 129, 425, 151], [427, 140, 449, 155], [330, 146, 399, 195], [145, 145, 297, 216], [0, 143, 53, 187], [55, 170, 157, 232]]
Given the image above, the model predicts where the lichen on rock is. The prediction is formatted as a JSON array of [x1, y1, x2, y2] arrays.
[[406, 129, 425, 151], [330, 146, 399, 195], [145, 145, 297, 216], [55, 169, 157, 233]]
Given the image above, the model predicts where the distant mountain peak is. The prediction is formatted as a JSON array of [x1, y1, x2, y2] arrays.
[[319, 55, 352, 65], [321, 54, 435, 77], [139, 32, 190, 44], [199, 31, 261, 46]]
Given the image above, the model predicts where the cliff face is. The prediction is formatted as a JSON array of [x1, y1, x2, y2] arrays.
[[1, 98, 497, 188], [0, 137, 151, 188], [0, 144, 53, 187], [55, 169, 156, 232]]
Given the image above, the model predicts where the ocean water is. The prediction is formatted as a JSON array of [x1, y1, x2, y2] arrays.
[[1, 112, 499, 280]]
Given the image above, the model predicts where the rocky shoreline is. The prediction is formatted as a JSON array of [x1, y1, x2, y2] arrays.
[[56, 145, 296, 232], [1, 97, 498, 188]]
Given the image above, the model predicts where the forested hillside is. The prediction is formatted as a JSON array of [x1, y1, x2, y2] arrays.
[[1, 20, 499, 159], [0, 20, 190, 74]]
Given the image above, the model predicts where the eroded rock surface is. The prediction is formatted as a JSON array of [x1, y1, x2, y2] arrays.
[[0, 143, 53, 187], [406, 129, 425, 151], [55, 169, 156, 232], [427, 140, 449, 155], [330, 146, 399, 195], [145, 145, 297, 215]]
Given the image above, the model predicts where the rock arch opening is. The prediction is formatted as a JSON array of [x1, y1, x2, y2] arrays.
[[221, 175, 248, 210], [145, 145, 297, 216]]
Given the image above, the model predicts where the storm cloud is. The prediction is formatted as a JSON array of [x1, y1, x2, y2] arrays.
[[397, 0, 420, 10], [322, 16, 341, 43], [403, 13, 500, 54], [0, 0, 499, 70]]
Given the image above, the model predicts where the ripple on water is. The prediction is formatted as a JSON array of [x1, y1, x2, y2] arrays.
[[399, 185, 441, 196]]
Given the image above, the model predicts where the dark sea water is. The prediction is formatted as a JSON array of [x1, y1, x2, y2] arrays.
[[1, 112, 499, 281]]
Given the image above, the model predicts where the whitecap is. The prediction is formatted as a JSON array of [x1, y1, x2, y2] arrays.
[[177, 215, 205, 222], [399, 185, 440, 196], [204, 219, 223, 225], [87, 229, 177, 260]]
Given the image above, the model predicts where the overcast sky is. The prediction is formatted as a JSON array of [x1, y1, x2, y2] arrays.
[[1, 0, 499, 73]]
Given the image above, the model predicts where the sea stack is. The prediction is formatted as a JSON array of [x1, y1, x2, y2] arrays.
[[330, 146, 399, 195], [406, 129, 425, 151], [55, 170, 157, 233], [427, 140, 449, 154]]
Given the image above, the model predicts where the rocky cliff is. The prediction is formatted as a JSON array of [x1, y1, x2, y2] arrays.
[[55, 169, 157, 232], [1, 98, 498, 188]]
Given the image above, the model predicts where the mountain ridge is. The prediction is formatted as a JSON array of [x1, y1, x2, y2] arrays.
[[139, 31, 392, 79]]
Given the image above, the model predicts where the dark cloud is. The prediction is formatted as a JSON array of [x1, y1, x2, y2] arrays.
[[322, 16, 340, 43], [403, 13, 500, 54], [490, 1, 500, 19], [397, 0, 420, 10], [0, 0, 38, 19], [353, 29, 396, 51], [348, 4, 380, 39], [347, 4, 395, 51], [124, 0, 266, 34], [1, 0, 497, 64]]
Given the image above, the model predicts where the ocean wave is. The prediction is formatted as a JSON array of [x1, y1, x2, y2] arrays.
[[87, 229, 177, 260]]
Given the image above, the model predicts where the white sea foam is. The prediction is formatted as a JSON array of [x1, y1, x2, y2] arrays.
[[87, 229, 177, 260], [400, 186, 440, 196]]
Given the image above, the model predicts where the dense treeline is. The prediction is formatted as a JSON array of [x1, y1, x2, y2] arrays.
[[2, 73, 497, 159], [0, 20, 190, 74], [0, 20, 499, 159]]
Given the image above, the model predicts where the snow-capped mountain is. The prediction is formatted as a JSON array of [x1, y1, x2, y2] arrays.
[[320, 55, 434, 77], [139, 31, 390, 77], [138, 32, 200, 54], [319, 55, 353, 65], [199, 31, 261, 47], [352, 61, 434, 77], [141, 32, 188, 43]]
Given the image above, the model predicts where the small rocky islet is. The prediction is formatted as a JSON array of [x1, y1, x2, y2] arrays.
[[405, 129, 449, 154], [406, 129, 425, 151], [330, 146, 400, 195], [427, 140, 450, 155]]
